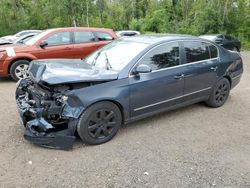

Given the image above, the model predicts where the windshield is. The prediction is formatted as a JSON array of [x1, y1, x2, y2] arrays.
[[25, 30, 50, 45], [85, 40, 149, 71]]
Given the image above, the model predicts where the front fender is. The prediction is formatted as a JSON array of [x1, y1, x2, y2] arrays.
[[3, 53, 37, 74], [65, 78, 130, 122]]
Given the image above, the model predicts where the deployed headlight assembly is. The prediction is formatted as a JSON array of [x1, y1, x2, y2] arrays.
[[62, 104, 85, 119], [61, 95, 85, 119]]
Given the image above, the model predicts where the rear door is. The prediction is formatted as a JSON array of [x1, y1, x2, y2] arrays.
[[129, 42, 185, 118], [37, 31, 75, 59], [93, 31, 114, 49], [181, 41, 219, 101]]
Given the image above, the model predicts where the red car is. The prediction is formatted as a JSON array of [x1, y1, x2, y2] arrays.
[[0, 27, 117, 80]]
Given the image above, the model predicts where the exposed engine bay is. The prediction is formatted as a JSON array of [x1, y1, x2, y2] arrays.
[[16, 78, 102, 150]]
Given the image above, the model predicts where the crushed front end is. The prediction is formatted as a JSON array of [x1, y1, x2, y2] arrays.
[[16, 79, 84, 150]]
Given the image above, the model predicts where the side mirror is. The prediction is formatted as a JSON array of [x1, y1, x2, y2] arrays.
[[134, 64, 152, 75], [40, 40, 48, 48]]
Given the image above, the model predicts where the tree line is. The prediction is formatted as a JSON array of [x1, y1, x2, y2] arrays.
[[0, 0, 249, 49]]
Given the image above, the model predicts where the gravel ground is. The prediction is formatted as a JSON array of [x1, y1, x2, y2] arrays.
[[0, 52, 250, 188]]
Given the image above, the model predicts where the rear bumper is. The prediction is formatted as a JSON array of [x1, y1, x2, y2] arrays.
[[231, 74, 242, 89]]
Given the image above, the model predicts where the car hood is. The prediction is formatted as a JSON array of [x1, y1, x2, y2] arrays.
[[0, 43, 29, 52], [29, 59, 119, 85]]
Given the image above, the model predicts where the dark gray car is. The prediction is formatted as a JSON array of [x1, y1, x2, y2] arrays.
[[16, 35, 243, 150], [199, 34, 241, 51]]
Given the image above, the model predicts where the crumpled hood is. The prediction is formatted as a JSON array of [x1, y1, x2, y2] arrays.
[[29, 59, 119, 85]]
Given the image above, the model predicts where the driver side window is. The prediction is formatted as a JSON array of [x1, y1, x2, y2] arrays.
[[138, 42, 180, 71], [46, 32, 71, 46]]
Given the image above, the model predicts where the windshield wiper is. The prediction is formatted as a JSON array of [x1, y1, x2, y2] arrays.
[[92, 51, 101, 66], [104, 52, 112, 70]]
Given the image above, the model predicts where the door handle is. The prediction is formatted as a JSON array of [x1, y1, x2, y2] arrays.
[[210, 66, 218, 71], [174, 74, 185, 80], [64, 47, 71, 50]]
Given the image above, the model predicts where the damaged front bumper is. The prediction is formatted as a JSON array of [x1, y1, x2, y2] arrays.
[[16, 79, 84, 150], [23, 118, 77, 150]]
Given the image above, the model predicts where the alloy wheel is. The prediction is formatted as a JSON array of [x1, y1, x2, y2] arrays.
[[87, 109, 117, 139], [214, 80, 229, 105], [15, 64, 29, 79]]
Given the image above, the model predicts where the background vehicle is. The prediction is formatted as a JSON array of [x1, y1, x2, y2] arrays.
[[116, 30, 140, 37], [16, 35, 243, 150], [199, 34, 241, 51], [0, 27, 117, 81], [0, 33, 39, 46], [0, 30, 42, 43]]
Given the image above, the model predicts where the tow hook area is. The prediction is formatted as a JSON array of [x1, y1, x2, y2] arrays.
[[24, 118, 78, 150]]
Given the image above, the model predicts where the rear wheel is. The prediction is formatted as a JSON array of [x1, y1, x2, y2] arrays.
[[10, 59, 30, 81], [77, 101, 122, 145], [206, 78, 230, 108]]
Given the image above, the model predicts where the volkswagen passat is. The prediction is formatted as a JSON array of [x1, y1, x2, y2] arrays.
[[16, 35, 243, 150]]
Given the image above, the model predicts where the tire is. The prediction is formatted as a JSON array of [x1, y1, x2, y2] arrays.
[[77, 101, 122, 145], [10, 59, 30, 81], [205, 78, 230, 108]]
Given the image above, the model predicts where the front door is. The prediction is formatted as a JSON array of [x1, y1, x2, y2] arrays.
[[129, 42, 185, 118], [37, 31, 74, 59]]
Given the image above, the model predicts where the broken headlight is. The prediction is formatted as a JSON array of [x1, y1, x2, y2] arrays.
[[61, 95, 85, 119]]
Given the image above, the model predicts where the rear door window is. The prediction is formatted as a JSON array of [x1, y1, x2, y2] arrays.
[[183, 41, 210, 63], [95, 32, 113, 41], [74, 31, 96, 43]]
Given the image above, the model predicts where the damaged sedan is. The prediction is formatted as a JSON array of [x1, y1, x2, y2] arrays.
[[16, 35, 243, 150]]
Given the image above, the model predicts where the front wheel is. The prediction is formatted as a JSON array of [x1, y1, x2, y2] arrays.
[[10, 59, 30, 81], [77, 101, 122, 145], [205, 78, 230, 108]]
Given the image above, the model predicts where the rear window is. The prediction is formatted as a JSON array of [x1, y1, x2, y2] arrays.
[[95, 32, 113, 41], [74, 31, 95, 43], [183, 41, 210, 63]]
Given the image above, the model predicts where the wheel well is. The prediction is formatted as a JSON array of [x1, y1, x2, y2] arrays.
[[8, 58, 32, 74], [224, 76, 232, 88]]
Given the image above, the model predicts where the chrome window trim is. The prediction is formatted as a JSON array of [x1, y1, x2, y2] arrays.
[[134, 87, 212, 112], [129, 40, 220, 77]]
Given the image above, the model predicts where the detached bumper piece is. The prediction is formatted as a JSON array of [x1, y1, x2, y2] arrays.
[[24, 118, 77, 150]]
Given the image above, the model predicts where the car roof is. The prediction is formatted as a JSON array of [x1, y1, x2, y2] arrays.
[[116, 30, 140, 34], [200, 34, 222, 37], [46, 27, 114, 33], [120, 34, 200, 44]]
